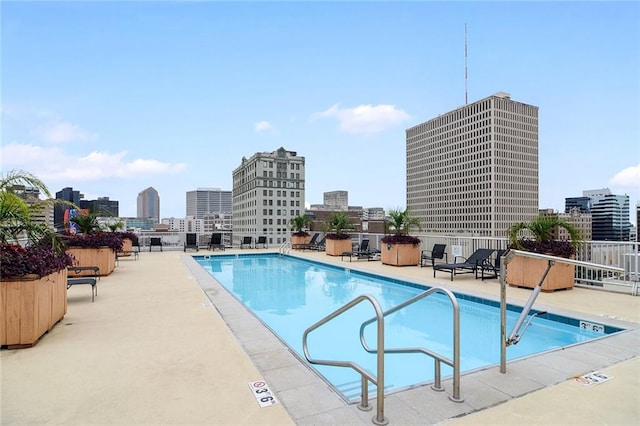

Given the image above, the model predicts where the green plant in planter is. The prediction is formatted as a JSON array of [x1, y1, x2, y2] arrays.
[[69, 211, 104, 234], [0, 170, 74, 279], [323, 212, 354, 240], [507, 215, 582, 258], [381, 208, 421, 245], [107, 220, 125, 232], [290, 214, 312, 237]]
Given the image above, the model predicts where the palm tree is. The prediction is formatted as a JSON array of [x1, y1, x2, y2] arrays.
[[380, 208, 422, 245], [324, 212, 354, 239], [290, 214, 312, 235], [70, 211, 104, 234], [0, 170, 63, 248], [508, 215, 582, 256]]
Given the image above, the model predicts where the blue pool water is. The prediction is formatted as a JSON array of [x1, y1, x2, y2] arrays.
[[196, 254, 622, 400]]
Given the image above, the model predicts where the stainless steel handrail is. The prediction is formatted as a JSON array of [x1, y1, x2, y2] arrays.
[[359, 286, 463, 402], [279, 241, 291, 254], [499, 250, 625, 373], [302, 294, 388, 425]]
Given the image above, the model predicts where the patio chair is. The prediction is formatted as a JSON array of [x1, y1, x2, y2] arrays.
[[481, 249, 506, 280], [420, 244, 448, 268], [184, 233, 199, 252], [297, 232, 319, 250], [149, 237, 163, 252], [240, 236, 253, 249], [341, 239, 380, 262], [208, 233, 225, 251], [309, 235, 326, 251], [433, 248, 495, 281], [256, 236, 268, 248]]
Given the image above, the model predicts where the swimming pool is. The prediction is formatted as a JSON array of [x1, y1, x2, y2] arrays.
[[195, 253, 623, 400]]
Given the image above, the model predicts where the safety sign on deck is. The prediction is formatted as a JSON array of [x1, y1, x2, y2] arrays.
[[248, 380, 279, 407], [574, 371, 612, 386]]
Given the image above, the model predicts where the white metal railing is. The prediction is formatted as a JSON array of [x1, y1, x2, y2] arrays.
[[127, 230, 639, 293]]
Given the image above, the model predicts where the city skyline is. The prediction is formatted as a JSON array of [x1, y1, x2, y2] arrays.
[[2, 2, 638, 220]]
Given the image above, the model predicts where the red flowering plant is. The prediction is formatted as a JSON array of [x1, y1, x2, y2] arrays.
[[0, 170, 75, 280]]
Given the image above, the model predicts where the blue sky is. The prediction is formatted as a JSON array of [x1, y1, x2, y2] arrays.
[[2, 1, 639, 221]]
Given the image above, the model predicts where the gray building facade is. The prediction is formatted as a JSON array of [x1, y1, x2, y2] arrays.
[[232, 147, 305, 246], [406, 92, 539, 237]]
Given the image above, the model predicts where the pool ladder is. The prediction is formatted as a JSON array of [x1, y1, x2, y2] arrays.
[[279, 241, 291, 254], [302, 287, 462, 425]]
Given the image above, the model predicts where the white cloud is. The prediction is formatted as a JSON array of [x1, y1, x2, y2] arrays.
[[609, 164, 640, 190], [35, 120, 97, 143], [254, 120, 274, 132], [1, 143, 186, 182], [314, 103, 410, 134]]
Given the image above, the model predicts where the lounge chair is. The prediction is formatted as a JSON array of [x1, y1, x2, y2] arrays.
[[420, 244, 448, 268], [184, 233, 199, 252], [207, 233, 225, 251], [240, 236, 253, 249], [256, 236, 268, 248], [149, 237, 163, 252], [433, 248, 495, 281], [341, 239, 380, 262], [297, 232, 319, 250], [481, 249, 506, 280], [309, 235, 326, 251]]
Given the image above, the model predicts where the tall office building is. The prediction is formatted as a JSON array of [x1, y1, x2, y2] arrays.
[[137, 187, 160, 223], [186, 188, 232, 218], [54, 187, 84, 231], [80, 196, 119, 217], [232, 147, 305, 246], [406, 92, 539, 237], [581, 189, 630, 241]]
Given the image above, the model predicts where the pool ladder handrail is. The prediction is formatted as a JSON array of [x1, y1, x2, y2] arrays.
[[279, 241, 291, 254], [500, 250, 625, 373], [302, 294, 388, 425], [359, 286, 463, 403]]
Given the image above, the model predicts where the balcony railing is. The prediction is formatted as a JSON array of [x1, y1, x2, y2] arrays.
[[131, 230, 639, 295]]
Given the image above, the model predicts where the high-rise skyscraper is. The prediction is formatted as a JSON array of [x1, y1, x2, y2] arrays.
[[137, 187, 160, 223], [406, 92, 539, 237], [54, 187, 84, 231], [580, 189, 630, 241], [186, 188, 232, 218], [232, 147, 305, 246]]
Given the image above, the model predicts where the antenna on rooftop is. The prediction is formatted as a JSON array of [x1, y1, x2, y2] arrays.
[[464, 23, 468, 105]]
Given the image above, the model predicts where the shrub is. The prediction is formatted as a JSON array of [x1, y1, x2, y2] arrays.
[[64, 232, 124, 251], [1, 243, 74, 279], [116, 231, 139, 245]]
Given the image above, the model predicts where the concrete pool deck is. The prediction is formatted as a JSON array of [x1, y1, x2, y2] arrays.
[[2, 248, 639, 425]]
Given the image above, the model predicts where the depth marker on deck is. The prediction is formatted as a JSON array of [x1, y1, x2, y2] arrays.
[[248, 380, 279, 407], [574, 371, 612, 386]]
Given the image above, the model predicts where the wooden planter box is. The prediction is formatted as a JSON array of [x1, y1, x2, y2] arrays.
[[381, 243, 420, 266], [506, 255, 575, 292], [325, 238, 352, 256], [67, 247, 116, 277], [1, 269, 68, 348], [291, 235, 310, 250], [117, 238, 133, 257]]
